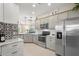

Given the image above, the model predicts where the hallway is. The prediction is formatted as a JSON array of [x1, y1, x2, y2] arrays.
[[23, 43, 56, 56]]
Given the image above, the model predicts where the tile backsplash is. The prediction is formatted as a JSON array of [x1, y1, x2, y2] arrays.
[[0, 22, 5, 34], [0, 22, 18, 40]]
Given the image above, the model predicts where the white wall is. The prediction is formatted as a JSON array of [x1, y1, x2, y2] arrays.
[[4, 3, 20, 24], [0, 3, 3, 22]]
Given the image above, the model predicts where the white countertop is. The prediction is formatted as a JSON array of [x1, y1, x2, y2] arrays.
[[0, 38, 23, 46], [18, 33, 39, 35], [47, 34, 56, 38]]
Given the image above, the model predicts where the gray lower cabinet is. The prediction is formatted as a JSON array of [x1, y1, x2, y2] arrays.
[[18, 34, 24, 39], [32, 35, 38, 44], [0, 47, 1, 56], [18, 34, 33, 43], [2, 43, 18, 56], [46, 35, 55, 51], [17, 41, 24, 56], [18, 34, 38, 43], [24, 34, 33, 43], [1, 41, 23, 56]]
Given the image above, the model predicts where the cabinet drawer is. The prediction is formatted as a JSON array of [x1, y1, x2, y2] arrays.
[[2, 42, 18, 56], [17, 41, 23, 56], [8, 42, 18, 51], [11, 50, 19, 56]]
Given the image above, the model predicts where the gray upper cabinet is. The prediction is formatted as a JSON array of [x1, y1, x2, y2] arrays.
[[40, 18, 49, 29], [49, 15, 58, 30], [58, 12, 68, 21], [35, 20, 41, 30], [68, 11, 79, 18], [4, 3, 20, 24], [0, 3, 3, 22]]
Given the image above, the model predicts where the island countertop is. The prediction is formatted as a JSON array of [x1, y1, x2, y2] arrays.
[[0, 38, 23, 46]]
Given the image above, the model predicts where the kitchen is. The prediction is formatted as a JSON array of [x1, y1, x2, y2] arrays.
[[0, 3, 79, 56]]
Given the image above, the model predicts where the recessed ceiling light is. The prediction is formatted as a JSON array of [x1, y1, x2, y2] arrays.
[[32, 4, 36, 7], [48, 3, 51, 6], [32, 12, 35, 14]]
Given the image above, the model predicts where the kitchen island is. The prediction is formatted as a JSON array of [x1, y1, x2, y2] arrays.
[[0, 38, 24, 56]]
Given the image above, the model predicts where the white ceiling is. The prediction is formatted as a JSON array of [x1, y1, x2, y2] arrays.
[[16, 3, 75, 18]]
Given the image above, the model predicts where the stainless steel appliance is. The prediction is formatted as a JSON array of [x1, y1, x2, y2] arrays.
[[55, 17, 79, 56], [0, 22, 5, 42], [38, 30, 50, 48], [0, 34, 5, 42], [38, 36, 46, 43], [55, 20, 64, 56]]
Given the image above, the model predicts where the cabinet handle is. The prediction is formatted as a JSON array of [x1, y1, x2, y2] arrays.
[[12, 51, 17, 54], [12, 45, 17, 47]]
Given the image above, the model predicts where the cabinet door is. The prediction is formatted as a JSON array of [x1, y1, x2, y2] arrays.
[[35, 20, 41, 30], [28, 35, 33, 42], [2, 43, 19, 56], [49, 15, 58, 30], [0, 3, 3, 22], [33, 35, 38, 44], [46, 36, 51, 49], [18, 34, 24, 39], [24, 34, 29, 42], [58, 12, 68, 21], [0, 47, 1, 56], [24, 34, 33, 43], [50, 36, 55, 50], [2, 45, 12, 56], [17, 41, 23, 56], [68, 11, 79, 18]]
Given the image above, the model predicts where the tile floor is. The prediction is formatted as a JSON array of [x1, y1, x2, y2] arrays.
[[23, 43, 56, 56]]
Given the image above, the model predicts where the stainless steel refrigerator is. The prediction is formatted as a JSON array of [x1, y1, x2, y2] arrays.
[[55, 17, 79, 56]]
